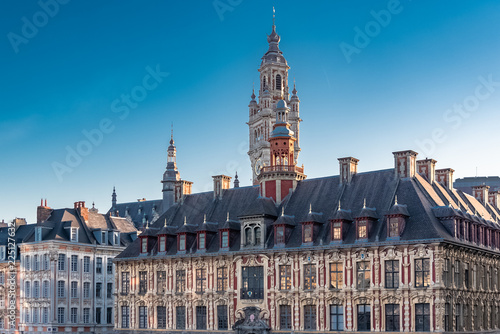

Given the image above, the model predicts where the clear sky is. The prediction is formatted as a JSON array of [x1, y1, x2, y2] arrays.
[[1, 0, 500, 223]]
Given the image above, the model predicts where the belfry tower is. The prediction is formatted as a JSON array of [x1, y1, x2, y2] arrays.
[[161, 129, 181, 210], [257, 99, 306, 204], [248, 12, 301, 184]]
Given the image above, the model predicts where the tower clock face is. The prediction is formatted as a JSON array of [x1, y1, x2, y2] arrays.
[[254, 158, 264, 175]]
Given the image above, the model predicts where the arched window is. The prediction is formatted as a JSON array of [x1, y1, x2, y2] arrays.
[[262, 76, 267, 89], [255, 227, 262, 245], [276, 74, 282, 91], [245, 227, 252, 246]]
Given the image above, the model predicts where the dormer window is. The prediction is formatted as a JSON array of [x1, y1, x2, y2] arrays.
[[101, 231, 107, 245], [198, 232, 206, 250], [113, 232, 120, 245], [179, 234, 186, 252], [141, 238, 147, 253], [332, 222, 342, 241], [221, 231, 229, 249], [159, 236, 166, 252], [357, 220, 367, 239], [303, 224, 313, 243], [70, 228, 78, 242], [388, 217, 399, 238]]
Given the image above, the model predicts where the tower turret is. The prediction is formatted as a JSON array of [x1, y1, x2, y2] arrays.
[[111, 187, 117, 209], [162, 128, 181, 211], [257, 99, 306, 204]]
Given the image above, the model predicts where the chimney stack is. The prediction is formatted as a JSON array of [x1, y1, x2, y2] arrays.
[[488, 190, 499, 209], [472, 185, 490, 204], [213, 175, 232, 200], [417, 158, 437, 184], [74, 201, 89, 222], [37, 199, 52, 223], [338, 157, 359, 184], [393, 150, 418, 178], [435, 168, 455, 190], [174, 180, 193, 204]]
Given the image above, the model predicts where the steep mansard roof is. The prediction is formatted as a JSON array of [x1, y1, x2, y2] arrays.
[[108, 199, 163, 229], [116, 168, 500, 259], [23, 209, 137, 246]]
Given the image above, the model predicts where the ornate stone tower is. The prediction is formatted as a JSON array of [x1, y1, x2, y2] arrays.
[[162, 130, 181, 211], [257, 99, 306, 204], [248, 17, 301, 184]]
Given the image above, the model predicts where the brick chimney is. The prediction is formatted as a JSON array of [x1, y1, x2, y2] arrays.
[[489, 190, 499, 209], [338, 157, 359, 184], [74, 201, 89, 222], [435, 168, 455, 190], [37, 198, 52, 223], [393, 150, 418, 178], [174, 180, 193, 204], [417, 158, 437, 184], [213, 175, 232, 200], [472, 185, 490, 204]]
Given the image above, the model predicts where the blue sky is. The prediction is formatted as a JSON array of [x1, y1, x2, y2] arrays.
[[1, 0, 500, 223]]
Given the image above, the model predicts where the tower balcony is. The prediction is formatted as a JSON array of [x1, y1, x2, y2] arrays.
[[260, 165, 304, 174]]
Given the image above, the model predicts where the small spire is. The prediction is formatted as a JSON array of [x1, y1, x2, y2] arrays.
[[338, 200, 341, 211], [226, 211, 230, 221], [273, 6, 275, 26], [184, 216, 187, 225], [164, 219, 167, 227], [309, 203, 312, 214], [363, 198, 366, 209], [234, 172, 240, 188], [203, 214, 207, 224], [281, 207, 285, 216], [394, 195, 398, 205], [145, 221, 150, 229], [92, 202, 95, 208]]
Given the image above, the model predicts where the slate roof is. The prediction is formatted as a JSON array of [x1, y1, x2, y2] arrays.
[[0, 224, 35, 261], [116, 168, 500, 260], [108, 199, 163, 230]]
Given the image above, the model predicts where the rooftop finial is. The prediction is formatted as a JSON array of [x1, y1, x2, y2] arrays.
[[338, 200, 341, 211], [363, 198, 366, 209], [227, 211, 230, 221], [281, 207, 285, 216], [145, 221, 150, 229], [203, 214, 207, 224], [171, 122, 173, 140], [164, 218, 167, 227], [394, 195, 398, 205], [184, 216, 187, 225], [309, 203, 312, 214], [273, 6, 275, 26]]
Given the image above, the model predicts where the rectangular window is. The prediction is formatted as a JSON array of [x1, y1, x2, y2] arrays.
[[454, 260, 460, 288], [358, 221, 367, 239], [96, 307, 101, 324], [276, 226, 285, 244], [357, 304, 371, 331], [280, 305, 292, 330], [157, 271, 166, 294], [70, 281, 77, 298], [33, 281, 39, 298], [176, 306, 185, 329], [83, 256, 90, 273], [57, 307, 64, 324], [43, 281, 49, 298], [199, 232, 206, 249], [33, 307, 39, 323], [217, 305, 228, 330], [0, 272, 4, 285], [176, 270, 186, 293], [107, 307, 112, 324], [241, 266, 264, 299], [121, 306, 129, 328], [107, 282, 112, 298], [57, 281, 65, 298], [141, 237, 147, 253], [179, 235, 186, 251], [280, 265, 292, 290], [196, 268, 207, 293], [415, 303, 430, 332], [217, 267, 228, 291], [196, 306, 207, 330], [25, 255, 30, 271], [221, 230, 229, 248], [139, 306, 147, 329], [34, 255, 39, 271], [107, 258, 113, 274], [330, 262, 343, 289], [332, 222, 342, 240], [385, 304, 400, 331], [83, 282, 90, 299], [330, 304, 344, 331], [159, 236, 166, 252], [121, 272, 130, 294], [455, 303, 461, 331], [71, 227, 77, 242], [157, 306, 166, 329], [357, 261, 370, 289], [385, 260, 399, 288], [44, 254, 49, 270], [96, 282, 102, 298], [139, 271, 147, 294], [304, 264, 316, 290], [58, 254, 65, 271], [42, 307, 49, 324], [25, 281, 30, 298], [464, 263, 469, 289], [444, 303, 450, 331], [443, 258, 450, 287], [415, 258, 431, 288], [303, 224, 313, 243], [71, 255, 78, 272], [96, 257, 102, 274], [389, 217, 399, 237], [304, 305, 316, 330]]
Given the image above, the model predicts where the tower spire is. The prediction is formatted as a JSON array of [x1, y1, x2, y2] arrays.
[[273, 6, 275, 26]]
